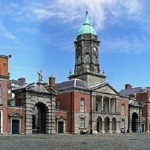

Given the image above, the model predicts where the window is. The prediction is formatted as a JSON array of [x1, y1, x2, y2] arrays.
[[80, 118, 85, 128], [80, 98, 85, 112], [57, 100, 60, 110], [121, 118, 125, 128], [121, 104, 125, 116], [92, 55, 97, 64], [84, 54, 90, 64], [0, 86, 2, 105], [96, 103, 98, 111]]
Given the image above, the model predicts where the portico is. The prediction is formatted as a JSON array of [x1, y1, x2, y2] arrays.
[[90, 83, 121, 134]]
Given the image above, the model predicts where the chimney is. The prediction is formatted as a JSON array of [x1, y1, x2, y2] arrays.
[[49, 75, 55, 87], [125, 83, 132, 89], [18, 77, 26, 84]]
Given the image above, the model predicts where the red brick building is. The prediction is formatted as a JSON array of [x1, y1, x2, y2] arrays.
[[119, 84, 147, 132], [0, 55, 25, 134], [0, 12, 132, 135], [54, 12, 129, 134]]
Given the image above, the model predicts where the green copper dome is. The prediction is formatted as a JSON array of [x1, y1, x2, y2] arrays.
[[78, 12, 96, 36]]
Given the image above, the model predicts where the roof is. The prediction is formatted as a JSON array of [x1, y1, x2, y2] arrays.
[[12, 82, 49, 94], [78, 12, 96, 36], [0, 54, 8, 59], [9, 79, 26, 87], [90, 82, 120, 96], [119, 87, 150, 98], [55, 78, 89, 91]]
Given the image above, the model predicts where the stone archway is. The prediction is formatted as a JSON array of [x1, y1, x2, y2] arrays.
[[104, 117, 110, 132], [112, 118, 116, 132], [132, 112, 138, 132], [96, 117, 102, 132], [32, 102, 47, 133]]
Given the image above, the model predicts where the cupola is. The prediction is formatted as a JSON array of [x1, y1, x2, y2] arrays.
[[78, 11, 96, 36]]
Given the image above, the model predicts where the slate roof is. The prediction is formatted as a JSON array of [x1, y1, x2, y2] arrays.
[[8, 79, 26, 89], [12, 82, 49, 94], [119, 87, 150, 98], [55, 79, 89, 91]]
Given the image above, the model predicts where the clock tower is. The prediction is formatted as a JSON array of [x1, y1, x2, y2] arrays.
[[69, 12, 106, 86]]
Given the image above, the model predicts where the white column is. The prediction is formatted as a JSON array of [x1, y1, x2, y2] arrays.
[[92, 95, 96, 111], [109, 121, 112, 133], [0, 110, 3, 134], [115, 99, 119, 113], [102, 121, 105, 133], [116, 121, 121, 133], [101, 96, 104, 111], [109, 98, 111, 112]]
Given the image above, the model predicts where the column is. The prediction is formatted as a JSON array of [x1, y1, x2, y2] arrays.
[[109, 98, 111, 112], [102, 121, 105, 133], [109, 121, 112, 133], [92, 95, 96, 111], [115, 98, 119, 113], [25, 102, 33, 134], [92, 121, 97, 134], [101, 96, 104, 112], [116, 121, 121, 133]]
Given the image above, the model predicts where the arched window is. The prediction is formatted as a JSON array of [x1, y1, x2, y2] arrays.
[[121, 104, 125, 115], [80, 98, 85, 112], [93, 55, 97, 64], [84, 54, 90, 64]]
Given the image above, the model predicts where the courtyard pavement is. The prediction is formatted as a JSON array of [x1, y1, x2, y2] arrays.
[[0, 133, 150, 150]]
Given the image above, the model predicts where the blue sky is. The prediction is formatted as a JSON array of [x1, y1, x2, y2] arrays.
[[0, 0, 150, 91]]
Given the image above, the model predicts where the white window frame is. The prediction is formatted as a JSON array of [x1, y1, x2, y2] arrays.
[[80, 98, 85, 112], [80, 118, 85, 129], [121, 104, 125, 116]]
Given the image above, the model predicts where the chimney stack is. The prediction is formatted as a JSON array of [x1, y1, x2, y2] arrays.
[[49, 75, 55, 87], [18, 77, 26, 84], [125, 83, 132, 89]]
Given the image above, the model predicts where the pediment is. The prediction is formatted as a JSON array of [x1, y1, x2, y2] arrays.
[[91, 83, 119, 95]]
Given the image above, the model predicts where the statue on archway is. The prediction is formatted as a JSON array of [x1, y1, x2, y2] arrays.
[[37, 70, 43, 82]]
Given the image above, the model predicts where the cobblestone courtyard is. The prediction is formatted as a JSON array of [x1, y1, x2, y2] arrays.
[[0, 133, 150, 150]]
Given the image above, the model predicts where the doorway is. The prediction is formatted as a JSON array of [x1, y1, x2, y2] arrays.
[[58, 122, 64, 133], [97, 117, 102, 132], [32, 102, 47, 133], [104, 117, 110, 132], [132, 112, 138, 132], [12, 120, 19, 134]]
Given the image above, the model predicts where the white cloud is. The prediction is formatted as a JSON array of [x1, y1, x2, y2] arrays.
[[1, 0, 144, 30], [0, 22, 17, 41], [102, 36, 150, 54], [33, 8, 54, 21]]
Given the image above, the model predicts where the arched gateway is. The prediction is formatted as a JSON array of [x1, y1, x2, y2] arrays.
[[13, 79, 57, 134], [132, 112, 138, 132], [32, 102, 47, 133]]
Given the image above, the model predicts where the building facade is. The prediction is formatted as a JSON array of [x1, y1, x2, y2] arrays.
[[0, 12, 133, 135], [55, 12, 129, 134], [119, 84, 146, 132]]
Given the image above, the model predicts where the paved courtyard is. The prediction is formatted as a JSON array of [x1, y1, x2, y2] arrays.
[[0, 133, 150, 150]]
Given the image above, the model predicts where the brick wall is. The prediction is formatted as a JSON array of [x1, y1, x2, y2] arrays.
[[56, 90, 91, 133], [0, 56, 8, 77]]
